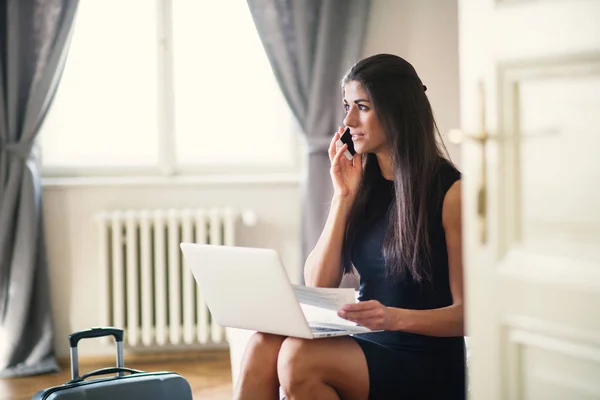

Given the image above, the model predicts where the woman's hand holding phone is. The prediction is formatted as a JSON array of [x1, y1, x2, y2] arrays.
[[329, 126, 363, 200]]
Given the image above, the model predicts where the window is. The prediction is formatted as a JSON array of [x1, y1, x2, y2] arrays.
[[40, 0, 298, 177]]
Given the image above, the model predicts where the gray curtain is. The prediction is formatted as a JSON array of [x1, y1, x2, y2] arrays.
[[246, 0, 370, 285], [0, 0, 78, 377]]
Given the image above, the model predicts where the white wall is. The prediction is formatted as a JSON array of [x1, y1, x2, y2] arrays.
[[362, 0, 461, 166], [42, 0, 459, 358]]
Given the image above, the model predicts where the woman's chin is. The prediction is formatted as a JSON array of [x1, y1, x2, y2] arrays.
[[353, 146, 367, 155]]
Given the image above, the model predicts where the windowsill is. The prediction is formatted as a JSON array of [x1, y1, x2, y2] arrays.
[[42, 172, 304, 188]]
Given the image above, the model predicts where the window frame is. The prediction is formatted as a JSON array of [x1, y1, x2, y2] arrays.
[[40, 0, 302, 179]]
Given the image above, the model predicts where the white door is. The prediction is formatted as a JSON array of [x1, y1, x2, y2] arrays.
[[456, 1, 600, 399]]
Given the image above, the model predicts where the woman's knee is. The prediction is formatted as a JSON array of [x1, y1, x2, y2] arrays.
[[242, 332, 286, 372], [247, 332, 286, 351], [277, 337, 316, 389]]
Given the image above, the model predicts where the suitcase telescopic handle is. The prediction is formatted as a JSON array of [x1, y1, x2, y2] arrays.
[[69, 327, 124, 347], [68, 327, 125, 381]]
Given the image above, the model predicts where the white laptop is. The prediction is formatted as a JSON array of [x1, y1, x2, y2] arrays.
[[180, 243, 374, 339]]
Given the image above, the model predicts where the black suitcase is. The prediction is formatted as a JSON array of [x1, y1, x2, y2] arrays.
[[32, 327, 193, 399]]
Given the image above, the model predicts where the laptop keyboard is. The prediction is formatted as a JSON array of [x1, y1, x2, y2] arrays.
[[311, 326, 347, 333]]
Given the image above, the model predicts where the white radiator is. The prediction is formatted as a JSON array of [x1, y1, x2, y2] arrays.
[[95, 207, 257, 348]]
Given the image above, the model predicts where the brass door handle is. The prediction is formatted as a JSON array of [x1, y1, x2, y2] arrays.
[[448, 81, 490, 244], [448, 129, 489, 145]]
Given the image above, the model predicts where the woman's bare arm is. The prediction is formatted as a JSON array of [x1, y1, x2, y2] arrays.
[[304, 128, 363, 288], [303, 196, 353, 288]]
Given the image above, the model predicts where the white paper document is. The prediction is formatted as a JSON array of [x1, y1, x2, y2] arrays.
[[291, 284, 356, 311]]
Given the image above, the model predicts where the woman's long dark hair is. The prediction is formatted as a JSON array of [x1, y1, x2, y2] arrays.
[[341, 54, 451, 284]]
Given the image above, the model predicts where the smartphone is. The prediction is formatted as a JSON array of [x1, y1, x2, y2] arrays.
[[336, 127, 356, 160]]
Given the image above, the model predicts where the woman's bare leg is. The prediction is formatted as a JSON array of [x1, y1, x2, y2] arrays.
[[277, 336, 369, 400], [233, 332, 286, 400]]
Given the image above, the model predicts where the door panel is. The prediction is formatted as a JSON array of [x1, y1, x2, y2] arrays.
[[504, 327, 600, 400], [519, 74, 600, 261], [459, 0, 600, 398]]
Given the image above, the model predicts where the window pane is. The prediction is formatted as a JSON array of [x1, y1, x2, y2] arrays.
[[172, 0, 295, 166], [40, 0, 159, 168]]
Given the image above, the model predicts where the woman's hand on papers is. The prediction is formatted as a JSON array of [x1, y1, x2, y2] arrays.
[[337, 300, 391, 330]]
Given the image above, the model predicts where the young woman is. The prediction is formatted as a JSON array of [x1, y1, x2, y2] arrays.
[[233, 53, 465, 400]]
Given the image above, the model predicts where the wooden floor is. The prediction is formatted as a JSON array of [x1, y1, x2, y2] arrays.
[[0, 350, 233, 400]]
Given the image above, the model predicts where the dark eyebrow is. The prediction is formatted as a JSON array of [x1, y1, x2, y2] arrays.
[[343, 99, 372, 104]]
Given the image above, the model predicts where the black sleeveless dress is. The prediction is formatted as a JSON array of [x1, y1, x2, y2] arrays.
[[350, 158, 466, 399]]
